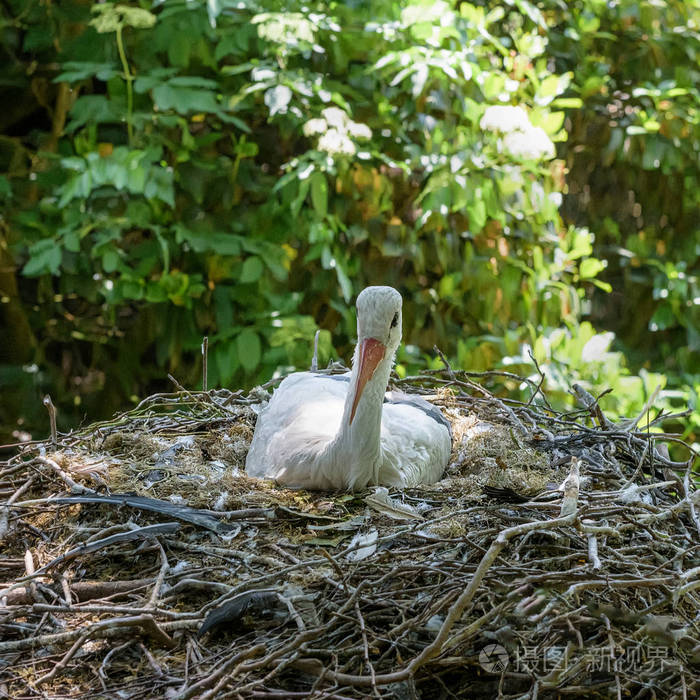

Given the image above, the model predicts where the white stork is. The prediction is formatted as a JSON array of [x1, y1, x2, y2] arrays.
[[245, 286, 452, 490]]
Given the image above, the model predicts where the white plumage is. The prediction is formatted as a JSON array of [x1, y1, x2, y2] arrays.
[[245, 286, 452, 490]]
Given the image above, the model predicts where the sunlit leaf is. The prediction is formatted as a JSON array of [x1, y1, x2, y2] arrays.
[[119, 7, 157, 29], [579, 258, 606, 279]]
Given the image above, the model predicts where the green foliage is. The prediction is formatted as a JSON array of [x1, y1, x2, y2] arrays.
[[0, 0, 697, 458], [547, 0, 700, 375]]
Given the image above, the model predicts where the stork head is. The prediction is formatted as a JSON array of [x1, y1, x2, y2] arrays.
[[350, 286, 402, 424]]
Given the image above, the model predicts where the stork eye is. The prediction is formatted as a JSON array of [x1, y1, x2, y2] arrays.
[[390, 312, 399, 328]]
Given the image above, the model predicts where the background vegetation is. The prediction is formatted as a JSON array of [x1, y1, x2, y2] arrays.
[[0, 0, 698, 457]]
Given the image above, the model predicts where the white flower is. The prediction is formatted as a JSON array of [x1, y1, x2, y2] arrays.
[[503, 126, 555, 160], [347, 122, 372, 140], [528, 126, 556, 159], [321, 107, 349, 130], [302, 118, 327, 137], [480, 105, 531, 133], [317, 128, 356, 156], [481, 105, 556, 161]]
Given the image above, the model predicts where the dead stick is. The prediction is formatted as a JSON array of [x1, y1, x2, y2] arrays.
[[202, 336, 208, 391], [176, 644, 268, 699], [148, 540, 170, 609], [43, 395, 57, 445], [35, 631, 90, 686], [0, 579, 155, 606], [0, 476, 36, 539], [36, 455, 98, 495], [433, 345, 456, 381], [0, 614, 175, 653]]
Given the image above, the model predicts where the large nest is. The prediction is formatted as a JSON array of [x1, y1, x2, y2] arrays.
[[1, 367, 698, 699]]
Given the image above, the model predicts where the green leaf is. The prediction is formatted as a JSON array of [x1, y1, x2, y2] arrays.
[[579, 257, 606, 279], [133, 68, 179, 93], [536, 74, 570, 105], [176, 228, 242, 255], [67, 96, 122, 133], [213, 287, 233, 330], [143, 166, 175, 207], [291, 178, 310, 218], [649, 303, 675, 331], [169, 76, 219, 89], [240, 256, 263, 283], [215, 340, 239, 385], [0, 175, 11, 199], [481, 72, 505, 100], [23, 239, 61, 276], [119, 279, 144, 300], [334, 258, 353, 302], [55, 62, 118, 83], [145, 281, 168, 303], [168, 37, 191, 68], [153, 85, 220, 114], [538, 111, 565, 134], [467, 200, 487, 231], [102, 249, 120, 273], [62, 231, 80, 253], [234, 137, 259, 157], [237, 329, 261, 372], [551, 97, 583, 108], [310, 172, 328, 219]]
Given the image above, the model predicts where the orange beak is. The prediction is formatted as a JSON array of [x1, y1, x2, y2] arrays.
[[349, 337, 386, 425]]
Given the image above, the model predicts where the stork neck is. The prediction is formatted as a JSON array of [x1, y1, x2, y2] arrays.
[[332, 347, 392, 488]]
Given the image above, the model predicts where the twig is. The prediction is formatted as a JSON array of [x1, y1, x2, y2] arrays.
[[35, 631, 90, 686], [433, 345, 456, 381], [176, 644, 268, 699], [43, 395, 57, 446], [37, 455, 98, 495], [148, 540, 170, 608], [0, 614, 175, 652], [355, 600, 379, 697], [201, 336, 208, 391], [0, 475, 35, 539]]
